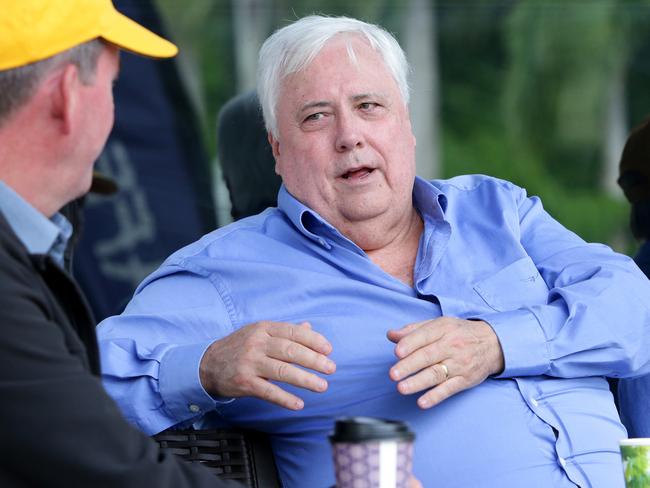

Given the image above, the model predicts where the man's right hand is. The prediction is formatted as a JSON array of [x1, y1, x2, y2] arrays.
[[199, 321, 336, 410]]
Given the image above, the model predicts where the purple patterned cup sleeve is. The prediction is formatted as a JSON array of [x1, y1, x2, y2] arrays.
[[330, 417, 415, 488]]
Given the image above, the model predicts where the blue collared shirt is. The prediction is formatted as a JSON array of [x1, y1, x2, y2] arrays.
[[98, 175, 650, 488], [0, 181, 72, 268]]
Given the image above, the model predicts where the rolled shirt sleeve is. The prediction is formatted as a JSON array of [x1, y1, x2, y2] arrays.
[[98, 264, 234, 435], [477, 188, 650, 379]]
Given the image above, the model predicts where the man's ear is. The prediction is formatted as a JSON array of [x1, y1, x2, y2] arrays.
[[50, 64, 79, 135], [268, 132, 281, 175]]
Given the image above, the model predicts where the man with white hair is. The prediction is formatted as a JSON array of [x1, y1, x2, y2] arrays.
[[99, 15, 650, 487]]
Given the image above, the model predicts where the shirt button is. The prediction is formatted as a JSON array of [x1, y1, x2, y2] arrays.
[[189, 404, 200, 413], [530, 397, 539, 407], [558, 457, 567, 468]]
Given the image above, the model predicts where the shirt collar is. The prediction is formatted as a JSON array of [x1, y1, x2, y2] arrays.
[[277, 184, 338, 249], [413, 176, 448, 218], [0, 181, 72, 266], [277, 176, 448, 247]]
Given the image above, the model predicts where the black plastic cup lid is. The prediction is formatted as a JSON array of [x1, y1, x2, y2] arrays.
[[329, 417, 415, 443]]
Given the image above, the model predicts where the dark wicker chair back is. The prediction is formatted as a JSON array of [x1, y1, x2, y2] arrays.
[[153, 429, 281, 488]]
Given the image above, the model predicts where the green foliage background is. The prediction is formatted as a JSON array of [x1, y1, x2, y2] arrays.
[[155, 0, 650, 253]]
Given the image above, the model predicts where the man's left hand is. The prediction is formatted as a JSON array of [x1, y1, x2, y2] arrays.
[[387, 317, 504, 409]]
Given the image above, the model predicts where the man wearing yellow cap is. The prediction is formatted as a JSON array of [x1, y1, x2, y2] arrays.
[[0, 1, 240, 486]]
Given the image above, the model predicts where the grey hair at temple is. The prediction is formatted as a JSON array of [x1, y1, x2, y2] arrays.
[[0, 39, 103, 126], [256, 15, 411, 138]]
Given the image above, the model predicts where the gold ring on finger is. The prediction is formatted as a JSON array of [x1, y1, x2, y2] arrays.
[[439, 363, 449, 381]]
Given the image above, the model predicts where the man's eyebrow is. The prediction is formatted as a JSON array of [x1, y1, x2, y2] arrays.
[[351, 92, 387, 102], [297, 93, 390, 115], [298, 100, 332, 114]]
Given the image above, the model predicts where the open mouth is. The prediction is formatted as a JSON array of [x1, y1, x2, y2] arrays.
[[341, 167, 375, 180]]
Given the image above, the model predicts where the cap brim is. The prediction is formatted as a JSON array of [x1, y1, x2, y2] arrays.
[[101, 9, 178, 59]]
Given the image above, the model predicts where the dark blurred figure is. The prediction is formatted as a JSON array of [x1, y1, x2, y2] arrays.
[[73, 0, 217, 321], [217, 91, 281, 220], [618, 118, 650, 277], [617, 117, 650, 437]]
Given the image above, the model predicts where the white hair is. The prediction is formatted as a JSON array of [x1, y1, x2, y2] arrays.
[[257, 15, 411, 137]]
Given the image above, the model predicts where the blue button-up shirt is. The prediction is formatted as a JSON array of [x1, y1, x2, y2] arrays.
[[0, 181, 72, 268], [98, 175, 650, 488]]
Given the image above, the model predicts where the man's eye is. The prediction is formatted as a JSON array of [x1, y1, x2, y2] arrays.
[[304, 112, 325, 122], [359, 102, 378, 111]]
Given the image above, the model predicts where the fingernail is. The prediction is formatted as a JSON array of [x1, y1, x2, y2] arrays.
[[323, 359, 335, 373], [418, 397, 429, 409], [398, 380, 409, 393], [392, 368, 401, 380], [294, 399, 304, 409]]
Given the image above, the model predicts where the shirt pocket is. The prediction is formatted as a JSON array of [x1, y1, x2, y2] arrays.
[[473, 256, 549, 312]]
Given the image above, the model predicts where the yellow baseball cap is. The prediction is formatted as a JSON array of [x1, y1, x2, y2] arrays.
[[0, 0, 178, 71]]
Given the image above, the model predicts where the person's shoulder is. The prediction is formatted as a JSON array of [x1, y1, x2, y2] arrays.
[[429, 174, 522, 195], [132, 208, 290, 292], [424, 175, 529, 216], [166, 208, 287, 263], [0, 214, 32, 274]]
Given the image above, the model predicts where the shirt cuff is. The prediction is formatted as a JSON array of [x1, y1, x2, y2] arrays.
[[476, 308, 551, 377], [159, 341, 220, 421]]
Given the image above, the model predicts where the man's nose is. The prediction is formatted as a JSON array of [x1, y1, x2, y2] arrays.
[[335, 113, 364, 152]]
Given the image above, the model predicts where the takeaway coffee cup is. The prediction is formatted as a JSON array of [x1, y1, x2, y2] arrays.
[[620, 438, 650, 487], [330, 417, 415, 488]]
